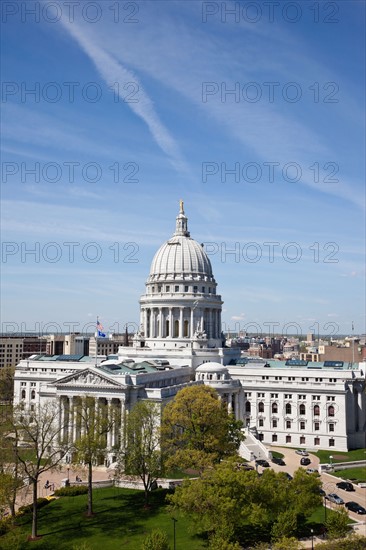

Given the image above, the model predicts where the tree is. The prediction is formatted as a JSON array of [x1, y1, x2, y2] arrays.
[[161, 385, 244, 472], [117, 400, 163, 506], [315, 534, 366, 549], [0, 367, 15, 404], [141, 528, 170, 550], [72, 396, 114, 517], [325, 507, 352, 539], [0, 403, 22, 518], [168, 462, 322, 546], [11, 400, 68, 539]]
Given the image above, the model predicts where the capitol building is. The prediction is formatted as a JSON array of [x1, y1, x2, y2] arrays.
[[13, 203, 366, 462]]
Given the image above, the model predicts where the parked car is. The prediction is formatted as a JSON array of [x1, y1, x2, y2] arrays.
[[300, 457, 311, 466], [345, 501, 366, 514], [319, 488, 326, 496], [272, 456, 285, 466], [295, 450, 309, 456], [255, 459, 270, 467], [306, 468, 318, 475], [336, 481, 354, 492], [327, 493, 344, 505]]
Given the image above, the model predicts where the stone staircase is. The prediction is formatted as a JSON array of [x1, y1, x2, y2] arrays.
[[239, 428, 271, 462]]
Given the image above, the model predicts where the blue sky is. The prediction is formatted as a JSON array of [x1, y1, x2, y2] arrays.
[[1, 0, 365, 337]]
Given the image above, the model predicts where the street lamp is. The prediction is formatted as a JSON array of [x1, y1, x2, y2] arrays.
[[67, 466, 70, 482], [172, 517, 177, 550], [311, 528, 314, 550]]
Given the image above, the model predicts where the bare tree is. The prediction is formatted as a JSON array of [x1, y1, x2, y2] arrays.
[[11, 400, 68, 539], [72, 396, 115, 517]]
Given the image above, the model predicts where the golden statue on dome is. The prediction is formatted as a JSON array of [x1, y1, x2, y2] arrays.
[[179, 199, 184, 213]]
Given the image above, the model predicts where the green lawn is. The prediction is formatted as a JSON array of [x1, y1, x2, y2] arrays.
[[332, 468, 366, 483], [314, 449, 366, 464], [271, 451, 284, 459], [1, 488, 206, 550]]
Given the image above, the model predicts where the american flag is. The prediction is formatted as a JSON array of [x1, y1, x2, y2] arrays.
[[97, 318, 106, 338]]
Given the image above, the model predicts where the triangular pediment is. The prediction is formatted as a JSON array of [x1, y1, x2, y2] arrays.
[[54, 367, 125, 389]]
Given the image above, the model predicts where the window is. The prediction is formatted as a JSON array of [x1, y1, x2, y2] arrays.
[[314, 422, 320, 431], [259, 419, 264, 427], [208, 287, 211, 293], [257, 393, 265, 398], [275, 376, 282, 380], [272, 419, 277, 428], [328, 405, 335, 417], [158, 285, 162, 292], [21, 389, 26, 399], [286, 435, 291, 443], [258, 402, 264, 413], [314, 405, 320, 416], [272, 434, 277, 442], [329, 423, 335, 432], [302, 377, 309, 381], [286, 420, 291, 429], [327, 396, 335, 401], [175, 286, 179, 292], [298, 394, 306, 400], [166, 285, 170, 292], [285, 403, 292, 415], [299, 404, 306, 415], [271, 403, 278, 414], [31, 390, 36, 400], [314, 437, 320, 445], [300, 421, 305, 430], [152, 286, 155, 293], [184, 286, 189, 292], [329, 438, 335, 447], [245, 401, 251, 413], [312, 395, 321, 401], [193, 286, 198, 293], [202, 287, 205, 293], [300, 436, 306, 444], [271, 393, 278, 398], [284, 394, 292, 399]]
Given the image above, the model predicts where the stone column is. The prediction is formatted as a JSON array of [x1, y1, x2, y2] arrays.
[[150, 309, 154, 339], [158, 308, 163, 338], [168, 308, 172, 337], [190, 308, 194, 338], [58, 396, 63, 443], [107, 399, 113, 448], [68, 397, 74, 443], [179, 307, 183, 338], [208, 310, 212, 338]]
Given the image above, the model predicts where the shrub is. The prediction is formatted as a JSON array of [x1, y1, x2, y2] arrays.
[[141, 528, 170, 550], [18, 497, 50, 515], [0, 516, 13, 536], [54, 485, 88, 497]]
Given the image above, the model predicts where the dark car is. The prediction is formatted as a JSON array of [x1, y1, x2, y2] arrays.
[[300, 457, 311, 466], [319, 488, 326, 497], [255, 459, 270, 467], [345, 501, 366, 514], [336, 481, 354, 492], [272, 456, 285, 466]]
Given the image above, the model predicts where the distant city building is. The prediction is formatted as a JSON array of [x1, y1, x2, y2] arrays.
[[0, 336, 47, 368]]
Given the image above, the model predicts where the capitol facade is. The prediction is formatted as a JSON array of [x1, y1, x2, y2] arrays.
[[13, 203, 366, 462]]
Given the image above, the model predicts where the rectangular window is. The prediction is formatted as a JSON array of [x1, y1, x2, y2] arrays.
[[184, 286, 189, 292], [272, 434, 277, 442], [314, 422, 320, 431], [259, 419, 264, 427], [300, 436, 306, 444], [329, 423, 335, 432], [175, 286, 179, 292], [286, 420, 291, 429], [272, 419, 277, 428], [166, 286, 170, 292], [202, 287, 205, 293], [314, 437, 320, 445], [300, 421, 305, 430], [286, 435, 291, 443], [329, 438, 335, 447], [193, 286, 198, 293]]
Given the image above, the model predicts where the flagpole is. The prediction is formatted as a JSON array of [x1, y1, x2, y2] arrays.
[[352, 321, 355, 365], [95, 316, 98, 368]]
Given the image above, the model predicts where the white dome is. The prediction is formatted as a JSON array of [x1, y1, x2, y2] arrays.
[[196, 362, 228, 372], [149, 236, 213, 279]]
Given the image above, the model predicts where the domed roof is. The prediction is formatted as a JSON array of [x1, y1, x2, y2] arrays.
[[196, 362, 228, 372], [148, 202, 215, 281]]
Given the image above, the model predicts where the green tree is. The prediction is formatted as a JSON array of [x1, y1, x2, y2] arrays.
[[315, 534, 366, 549], [11, 401, 68, 539], [141, 528, 170, 550], [0, 367, 15, 404], [72, 396, 114, 517], [0, 403, 22, 518], [271, 509, 298, 541], [325, 507, 352, 539], [161, 385, 244, 472], [272, 537, 303, 550], [118, 401, 163, 506]]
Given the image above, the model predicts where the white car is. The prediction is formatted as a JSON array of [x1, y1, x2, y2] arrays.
[[295, 450, 309, 456], [306, 468, 318, 475]]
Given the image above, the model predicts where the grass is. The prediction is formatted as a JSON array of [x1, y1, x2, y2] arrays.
[[271, 451, 284, 459], [314, 449, 366, 464], [332, 468, 366, 483], [1, 487, 206, 550]]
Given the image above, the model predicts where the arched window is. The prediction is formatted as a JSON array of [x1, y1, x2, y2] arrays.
[[21, 389, 26, 399], [174, 320, 179, 338], [184, 320, 189, 337], [285, 403, 292, 415], [271, 403, 278, 414], [314, 405, 320, 416], [258, 401, 264, 413], [31, 390, 36, 400], [299, 404, 306, 415], [328, 405, 335, 417], [245, 401, 251, 413]]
